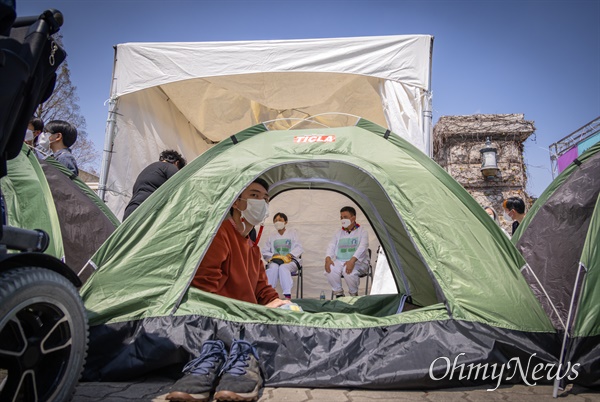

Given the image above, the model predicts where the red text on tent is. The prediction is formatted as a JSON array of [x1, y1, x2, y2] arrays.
[[294, 135, 336, 143]]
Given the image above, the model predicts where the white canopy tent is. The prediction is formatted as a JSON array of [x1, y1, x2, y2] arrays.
[[99, 35, 434, 215]]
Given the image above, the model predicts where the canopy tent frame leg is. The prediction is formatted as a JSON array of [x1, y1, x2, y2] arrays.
[[98, 97, 118, 202]]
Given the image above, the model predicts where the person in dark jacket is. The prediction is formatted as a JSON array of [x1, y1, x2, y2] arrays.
[[122, 150, 186, 220], [502, 196, 526, 235], [37, 120, 79, 176]]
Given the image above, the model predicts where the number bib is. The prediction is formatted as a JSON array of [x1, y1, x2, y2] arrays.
[[273, 238, 292, 255], [336, 237, 359, 261]]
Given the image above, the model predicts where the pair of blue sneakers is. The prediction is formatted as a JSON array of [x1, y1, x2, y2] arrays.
[[166, 339, 262, 402]]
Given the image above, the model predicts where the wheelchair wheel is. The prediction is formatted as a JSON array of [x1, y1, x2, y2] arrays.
[[0, 267, 88, 402]]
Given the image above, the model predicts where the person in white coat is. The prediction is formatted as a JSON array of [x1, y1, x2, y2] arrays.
[[324, 206, 369, 298], [261, 212, 303, 299]]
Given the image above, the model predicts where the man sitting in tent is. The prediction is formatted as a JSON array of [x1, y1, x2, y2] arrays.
[[324, 206, 370, 298], [166, 179, 290, 402]]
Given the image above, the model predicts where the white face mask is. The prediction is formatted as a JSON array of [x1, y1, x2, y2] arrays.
[[341, 218, 352, 229], [36, 132, 53, 156], [274, 221, 286, 231], [503, 211, 513, 223], [240, 198, 269, 226], [37, 132, 51, 149], [25, 129, 34, 142]]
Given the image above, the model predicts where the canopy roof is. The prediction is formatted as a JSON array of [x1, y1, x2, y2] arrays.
[[112, 35, 432, 100], [100, 35, 434, 217]]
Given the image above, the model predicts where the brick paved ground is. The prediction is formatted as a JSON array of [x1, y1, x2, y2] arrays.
[[72, 377, 600, 402]]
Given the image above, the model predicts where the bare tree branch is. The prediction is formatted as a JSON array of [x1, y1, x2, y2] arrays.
[[34, 34, 100, 174]]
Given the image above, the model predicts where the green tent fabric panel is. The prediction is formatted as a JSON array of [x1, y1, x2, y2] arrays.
[[176, 286, 450, 328], [357, 120, 526, 268], [573, 194, 600, 337], [43, 157, 120, 228], [354, 121, 550, 331], [82, 126, 266, 323], [82, 121, 552, 333], [83, 154, 249, 323], [1, 145, 64, 258], [296, 294, 402, 317]]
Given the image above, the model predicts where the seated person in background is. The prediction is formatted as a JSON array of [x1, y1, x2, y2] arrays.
[[168, 180, 290, 402], [502, 196, 526, 235], [36, 119, 79, 176], [324, 206, 369, 298], [262, 212, 304, 299], [122, 149, 186, 220]]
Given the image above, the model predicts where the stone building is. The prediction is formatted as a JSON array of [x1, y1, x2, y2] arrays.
[[78, 169, 99, 192], [433, 114, 534, 232]]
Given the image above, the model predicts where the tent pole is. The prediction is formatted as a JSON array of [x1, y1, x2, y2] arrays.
[[423, 91, 433, 157], [424, 36, 434, 157], [553, 262, 586, 398], [98, 97, 118, 202], [521, 264, 565, 329]]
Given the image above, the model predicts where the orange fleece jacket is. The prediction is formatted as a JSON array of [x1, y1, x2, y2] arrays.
[[192, 221, 279, 305]]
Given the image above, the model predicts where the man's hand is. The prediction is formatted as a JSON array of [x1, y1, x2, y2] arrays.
[[324, 257, 333, 273], [344, 258, 356, 275], [265, 298, 291, 308]]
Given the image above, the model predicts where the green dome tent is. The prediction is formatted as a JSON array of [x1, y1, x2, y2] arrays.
[[512, 141, 600, 390], [81, 119, 558, 389], [1, 146, 64, 259], [1, 145, 119, 282], [39, 157, 120, 282]]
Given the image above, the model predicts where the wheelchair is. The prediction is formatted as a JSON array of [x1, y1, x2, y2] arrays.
[[0, 5, 88, 401]]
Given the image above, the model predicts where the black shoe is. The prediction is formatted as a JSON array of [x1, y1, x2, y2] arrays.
[[166, 340, 228, 401], [213, 339, 263, 401], [333, 290, 345, 298]]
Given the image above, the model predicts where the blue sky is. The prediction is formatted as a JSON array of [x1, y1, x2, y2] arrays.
[[16, 0, 600, 197]]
